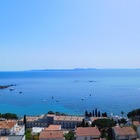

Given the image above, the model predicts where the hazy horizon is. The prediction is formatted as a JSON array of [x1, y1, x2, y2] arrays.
[[1, 0, 140, 71]]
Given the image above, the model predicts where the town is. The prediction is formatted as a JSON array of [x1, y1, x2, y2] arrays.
[[0, 108, 140, 140]]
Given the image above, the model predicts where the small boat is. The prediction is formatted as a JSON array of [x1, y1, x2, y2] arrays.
[[9, 88, 14, 91], [81, 98, 84, 101]]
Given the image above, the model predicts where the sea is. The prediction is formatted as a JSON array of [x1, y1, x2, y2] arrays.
[[0, 69, 140, 117]]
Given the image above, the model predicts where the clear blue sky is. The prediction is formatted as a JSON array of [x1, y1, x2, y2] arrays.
[[0, 0, 140, 71]]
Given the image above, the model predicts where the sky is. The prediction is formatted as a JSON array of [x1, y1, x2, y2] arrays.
[[0, 0, 140, 71]]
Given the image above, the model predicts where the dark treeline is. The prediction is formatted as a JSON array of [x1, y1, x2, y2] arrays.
[[0, 113, 18, 119], [47, 111, 67, 116], [85, 108, 108, 118], [127, 108, 140, 121]]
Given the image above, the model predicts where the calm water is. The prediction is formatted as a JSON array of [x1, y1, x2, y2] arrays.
[[0, 69, 140, 117]]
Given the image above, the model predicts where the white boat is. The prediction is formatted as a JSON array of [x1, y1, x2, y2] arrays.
[[9, 88, 14, 91]]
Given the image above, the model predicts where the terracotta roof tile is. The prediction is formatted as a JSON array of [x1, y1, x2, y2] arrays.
[[90, 117, 107, 122], [0, 121, 17, 129], [113, 126, 137, 136], [133, 121, 140, 126], [0, 137, 8, 140], [44, 125, 61, 131], [76, 127, 101, 137], [39, 131, 63, 139]]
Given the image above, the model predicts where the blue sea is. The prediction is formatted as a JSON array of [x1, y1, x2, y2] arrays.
[[0, 69, 140, 117]]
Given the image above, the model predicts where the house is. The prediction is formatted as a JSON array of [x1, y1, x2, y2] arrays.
[[39, 131, 64, 140], [0, 121, 24, 136], [43, 125, 61, 131], [0, 136, 25, 140], [53, 115, 84, 130], [0, 137, 8, 140], [75, 127, 101, 140], [112, 126, 137, 140]]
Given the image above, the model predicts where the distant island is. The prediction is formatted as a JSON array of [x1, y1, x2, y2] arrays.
[[0, 85, 16, 89]]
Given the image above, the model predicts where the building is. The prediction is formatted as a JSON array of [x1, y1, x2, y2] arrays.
[[53, 115, 84, 130], [112, 126, 137, 140], [44, 125, 61, 131], [0, 136, 25, 140], [0, 137, 8, 140], [75, 127, 101, 140], [39, 131, 64, 140], [32, 127, 44, 135], [0, 121, 24, 136], [18, 115, 48, 128], [18, 114, 84, 130]]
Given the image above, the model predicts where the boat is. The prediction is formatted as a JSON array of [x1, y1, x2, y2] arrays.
[[81, 98, 84, 101], [9, 88, 14, 91]]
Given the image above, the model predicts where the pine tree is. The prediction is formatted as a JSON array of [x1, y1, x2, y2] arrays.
[[82, 119, 85, 127], [98, 111, 100, 117], [95, 108, 98, 117], [92, 110, 94, 117]]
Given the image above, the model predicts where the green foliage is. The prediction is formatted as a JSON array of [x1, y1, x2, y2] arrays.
[[132, 125, 137, 132], [0, 113, 18, 119], [120, 118, 127, 124], [102, 112, 108, 117], [93, 119, 115, 130], [82, 119, 85, 127], [127, 108, 140, 120], [64, 131, 74, 140], [26, 128, 32, 134], [25, 132, 33, 140], [48, 111, 55, 114]]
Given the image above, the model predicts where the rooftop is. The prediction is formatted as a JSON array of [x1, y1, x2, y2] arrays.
[[133, 121, 140, 126], [54, 116, 84, 122], [90, 117, 107, 122], [44, 125, 61, 131], [76, 127, 100, 137], [39, 131, 63, 139], [113, 126, 137, 136], [0, 121, 17, 129]]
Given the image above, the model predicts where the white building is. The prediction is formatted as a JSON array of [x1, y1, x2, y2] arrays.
[[75, 127, 101, 140], [0, 121, 24, 136]]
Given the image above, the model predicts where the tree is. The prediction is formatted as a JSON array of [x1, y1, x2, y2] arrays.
[[120, 118, 127, 125], [93, 119, 115, 131], [64, 131, 74, 140], [1, 113, 18, 119], [127, 108, 140, 121], [89, 112, 92, 117], [48, 111, 54, 114], [121, 111, 124, 117], [85, 110, 88, 117], [92, 110, 94, 117], [98, 111, 101, 117], [86, 122, 89, 127], [24, 115, 27, 130], [95, 108, 98, 117], [82, 119, 85, 127]]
